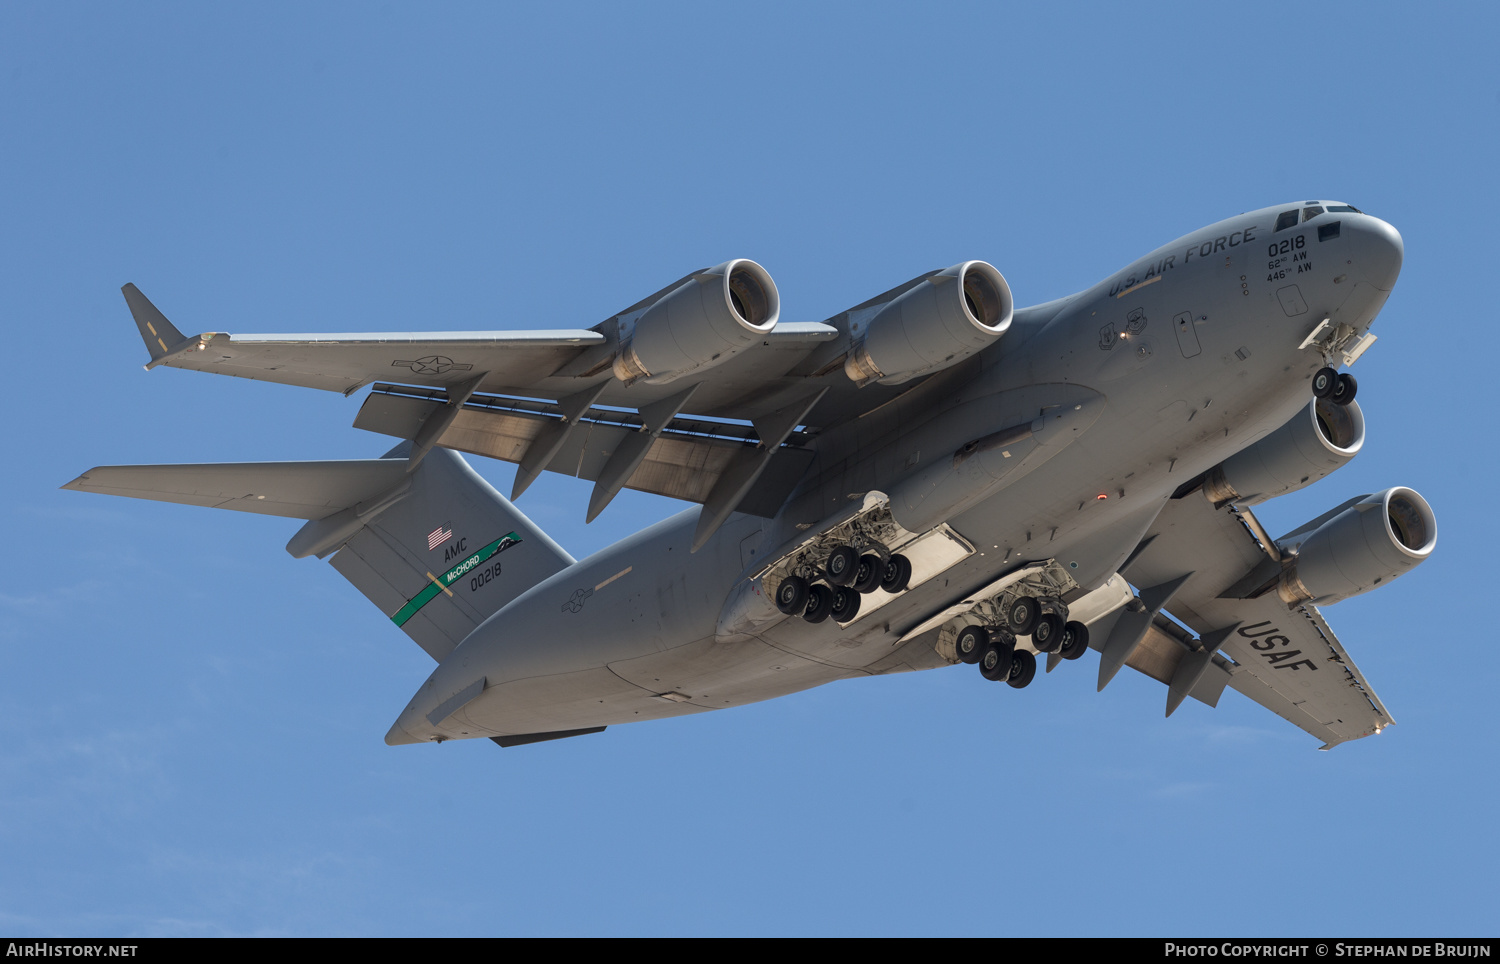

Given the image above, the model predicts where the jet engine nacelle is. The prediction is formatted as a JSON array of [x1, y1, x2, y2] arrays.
[[1204, 397, 1364, 506], [845, 261, 1013, 386], [1276, 487, 1436, 606], [613, 259, 779, 385]]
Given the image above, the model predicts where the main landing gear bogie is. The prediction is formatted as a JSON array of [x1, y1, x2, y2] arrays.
[[781, 579, 862, 625], [1312, 366, 1358, 407], [776, 543, 911, 625], [958, 625, 1035, 689], [965, 593, 1082, 688], [786, 542, 912, 626], [815, 542, 913, 600]]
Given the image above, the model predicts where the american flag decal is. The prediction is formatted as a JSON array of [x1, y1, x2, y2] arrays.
[[427, 525, 453, 551]]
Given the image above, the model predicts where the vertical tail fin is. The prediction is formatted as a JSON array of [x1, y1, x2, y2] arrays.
[[312, 447, 574, 661], [66, 443, 573, 663]]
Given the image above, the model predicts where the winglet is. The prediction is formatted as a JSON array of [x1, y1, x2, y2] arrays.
[[121, 284, 189, 365]]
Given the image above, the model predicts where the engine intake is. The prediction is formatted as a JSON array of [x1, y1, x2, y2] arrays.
[[1204, 397, 1364, 506], [613, 259, 779, 385], [845, 261, 1013, 386], [1277, 487, 1437, 606]]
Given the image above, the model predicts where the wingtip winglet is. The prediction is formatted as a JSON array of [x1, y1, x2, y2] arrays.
[[121, 283, 188, 363]]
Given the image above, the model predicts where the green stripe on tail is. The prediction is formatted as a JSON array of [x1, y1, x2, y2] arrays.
[[391, 532, 522, 627]]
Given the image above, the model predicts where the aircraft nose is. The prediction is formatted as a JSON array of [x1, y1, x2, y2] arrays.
[[1347, 215, 1404, 291]]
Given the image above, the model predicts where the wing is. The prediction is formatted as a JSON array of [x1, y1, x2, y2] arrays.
[[117, 280, 884, 544], [116, 270, 1028, 543], [122, 282, 842, 411], [127, 283, 607, 395], [1113, 481, 1393, 749]]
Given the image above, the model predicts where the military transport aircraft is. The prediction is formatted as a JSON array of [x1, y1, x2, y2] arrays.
[[65, 201, 1434, 750]]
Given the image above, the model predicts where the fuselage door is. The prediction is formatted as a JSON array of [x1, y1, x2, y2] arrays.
[[1173, 311, 1202, 358]]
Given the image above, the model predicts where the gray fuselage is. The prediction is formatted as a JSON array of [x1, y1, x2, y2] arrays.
[[387, 203, 1403, 744]]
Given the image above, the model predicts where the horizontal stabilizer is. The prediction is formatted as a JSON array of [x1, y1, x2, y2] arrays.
[[62, 459, 411, 519], [66, 447, 577, 664]]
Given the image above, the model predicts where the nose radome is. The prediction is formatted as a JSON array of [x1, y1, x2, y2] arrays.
[[1351, 215, 1404, 291]]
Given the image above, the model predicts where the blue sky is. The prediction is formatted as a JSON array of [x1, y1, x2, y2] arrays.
[[1, 2, 1496, 936]]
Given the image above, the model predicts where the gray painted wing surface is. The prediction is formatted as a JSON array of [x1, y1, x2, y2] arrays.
[[161, 330, 605, 395], [167, 325, 846, 420], [61, 460, 411, 519], [1122, 487, 1391, 748]]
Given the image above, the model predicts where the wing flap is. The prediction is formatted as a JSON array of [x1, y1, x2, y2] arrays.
[[352, 386, 812, 516]]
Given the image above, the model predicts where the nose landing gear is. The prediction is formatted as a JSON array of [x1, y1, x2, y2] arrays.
[[1312, 366, 1357, 406]]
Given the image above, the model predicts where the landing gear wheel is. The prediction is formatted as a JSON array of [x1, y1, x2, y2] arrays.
[[1031, 612, 1065, 653], [955, 625, 987, 665], [1006, 649, 1037, 689], [829, 586, 861, 623], [803, 583, 834, 623], [1312, 367, 1338, 399], [825, 546, 859, 587], [1059, 621, 1091, 660], [1331, 372, 1358, 406], [852, 554, 885, 594], [979, 642, 1015, 682], [1008, 596, 1040, 636], [775, 575, 809, 616], [879, 554, 913, 594]]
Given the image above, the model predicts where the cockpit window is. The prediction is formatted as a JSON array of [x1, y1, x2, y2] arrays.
[[1274, 209, 1299, 232], [1302, 206, 1325, 222], [1327, 204, 1361, 213]]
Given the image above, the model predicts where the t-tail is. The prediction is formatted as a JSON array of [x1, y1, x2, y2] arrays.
[[63, 444, 573, 662]]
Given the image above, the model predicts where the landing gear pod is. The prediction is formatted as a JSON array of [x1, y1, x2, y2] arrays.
[[845, 261, 1013, 386], [1204, 397, 1365, 506], [1278, 487, 1437, 606], [613, 259, 779, 385]]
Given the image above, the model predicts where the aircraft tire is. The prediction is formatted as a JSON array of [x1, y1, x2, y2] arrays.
[[852, 554, 884, 593], [979, 642, 1014, 682], [775, 575, 809, 616], [803, 583, 835, 623], [1006, 650, 1037, 689], [1312, 367, 1338, 398], [825, 546, 859, 587], [1030, 612, 1065, 653], [830, 586, 861, 623], [1332, 372, 1358, 406], [955, 625, 987, 664], [1059, 621, 1091, 660], [1008, 596, 1040, 636], [880, 554, 912, 594]]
